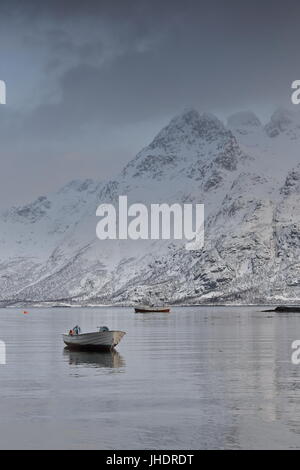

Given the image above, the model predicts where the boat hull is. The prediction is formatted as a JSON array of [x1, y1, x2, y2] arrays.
[[262, 306, 300, 313], [275, 306, 300, 313], [134, 307, 170, 313], [63, 331, 125, 351]]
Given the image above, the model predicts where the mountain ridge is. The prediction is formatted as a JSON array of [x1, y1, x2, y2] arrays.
[[1, 107, 300, 305]]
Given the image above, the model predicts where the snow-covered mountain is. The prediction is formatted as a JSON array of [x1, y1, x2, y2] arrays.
[[1, 107, 300, 305]]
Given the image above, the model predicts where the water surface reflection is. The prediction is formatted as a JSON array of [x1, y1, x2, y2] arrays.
[[0, 306, 299, 449], [64, 348, 125, 369]]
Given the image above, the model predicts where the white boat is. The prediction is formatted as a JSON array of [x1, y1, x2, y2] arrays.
[[63, 330, 126, 351]]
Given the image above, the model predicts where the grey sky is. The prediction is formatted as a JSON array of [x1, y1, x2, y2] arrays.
[[0, 0, 299, 207]]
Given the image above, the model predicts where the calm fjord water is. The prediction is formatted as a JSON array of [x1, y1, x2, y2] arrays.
[[0, 306, 299, 450]]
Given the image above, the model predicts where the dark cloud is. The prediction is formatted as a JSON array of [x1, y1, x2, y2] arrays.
[[0, 0, 300, 206]]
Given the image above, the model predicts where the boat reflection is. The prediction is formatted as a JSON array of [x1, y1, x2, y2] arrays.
[[64, 348, 125, 369]]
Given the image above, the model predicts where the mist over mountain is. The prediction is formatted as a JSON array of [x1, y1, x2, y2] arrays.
[[1, 107, 300, 306]]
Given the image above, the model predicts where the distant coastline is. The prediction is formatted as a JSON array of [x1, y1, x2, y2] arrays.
[[1, 301, 298, 309]]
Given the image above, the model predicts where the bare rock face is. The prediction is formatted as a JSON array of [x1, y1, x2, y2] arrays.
[[280, 165, 300, 196], [265, 108, 300, 138]]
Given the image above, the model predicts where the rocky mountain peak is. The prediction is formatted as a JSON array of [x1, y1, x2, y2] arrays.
[[149, 108, 227, 151], [3, 107, 300, 305], [265, 108, 299, 138]]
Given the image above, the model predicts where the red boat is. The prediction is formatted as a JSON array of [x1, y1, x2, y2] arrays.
[[134, 306, 170, 313]]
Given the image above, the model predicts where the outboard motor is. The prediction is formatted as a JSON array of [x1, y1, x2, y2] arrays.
[[98, 326, 109, 332], [73, 325, 81, 335]]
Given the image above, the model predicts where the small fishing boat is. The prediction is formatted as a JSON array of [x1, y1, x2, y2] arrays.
[[63, 326, 126, 351], [263, 305, 300, 313], [134, 306, 170, 313]]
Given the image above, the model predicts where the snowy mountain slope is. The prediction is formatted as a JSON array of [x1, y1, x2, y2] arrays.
[[1, 108, 300, 305]]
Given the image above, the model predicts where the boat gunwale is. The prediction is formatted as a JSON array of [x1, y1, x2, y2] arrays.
[[62, 330, 126, 339]]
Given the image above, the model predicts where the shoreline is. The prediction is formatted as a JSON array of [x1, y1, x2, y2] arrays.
[[0, 302, 295, 309]]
